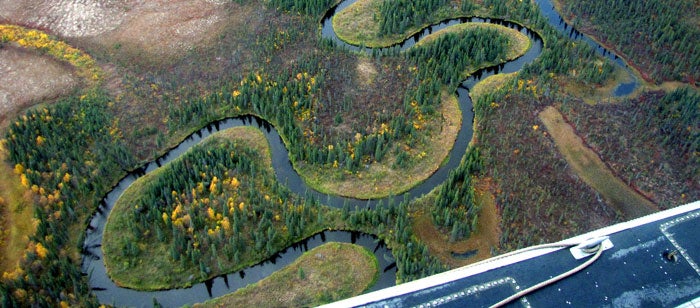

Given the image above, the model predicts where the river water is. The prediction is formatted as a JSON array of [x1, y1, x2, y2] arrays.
[[81, 0, 635, 306]]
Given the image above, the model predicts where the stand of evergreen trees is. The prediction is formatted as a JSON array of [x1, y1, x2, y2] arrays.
[[407, 26, 510, 90], [559, 0, 700, 82], [105, 136, 326, 284], [268, 0, 335, 17], [3, 91, 135, 306], [378, 0, 449, 36], [342, 198, 446, 283], [654, 88, 699, 161], [432, 147, 483, 241]]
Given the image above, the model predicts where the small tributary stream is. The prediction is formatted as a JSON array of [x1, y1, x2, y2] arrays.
[[81, 0, 636, 306]]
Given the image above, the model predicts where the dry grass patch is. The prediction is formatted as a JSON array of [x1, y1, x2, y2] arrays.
[[538, 106, 657, 219], [356, 57, 379, 85], [0, 140, 35, 274], [470, 72, 517, 103], [331, 0, 389, 47], [412, 177, 500, 269], [198, 242, 378, 308], [99, 0, 235, 60]]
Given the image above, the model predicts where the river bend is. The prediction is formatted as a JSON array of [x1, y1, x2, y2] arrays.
[[81, 0, 636, 306]]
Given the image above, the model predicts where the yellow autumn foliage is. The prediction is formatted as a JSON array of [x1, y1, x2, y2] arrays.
[[0, 25, 102, 84], [35, 242, 49, 259]]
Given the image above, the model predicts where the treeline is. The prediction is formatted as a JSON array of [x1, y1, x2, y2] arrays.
[[432, 147, 483, 241], [378, 0, 448, 36], [655, 88, 699, 160], [482, 0, 541, 22], [480, 0, 616, 85], [523, 38, 614, 85], [560, 0, 700, 82], [105, 137, 326, 285], [268, 0, 334, 17], [2, 91, 134, 306], [342, 198, 445, 283], [407, 26, 510, 89]]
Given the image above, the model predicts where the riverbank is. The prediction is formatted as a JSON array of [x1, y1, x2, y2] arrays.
[[296, 22, 531, 199], [102, 126, 334, 290], [296, 90, 461, 199], [197, 242, 378, 307], [412, 177, 501, 269]]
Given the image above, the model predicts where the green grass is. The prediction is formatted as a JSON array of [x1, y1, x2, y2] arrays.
[[558, 63, 638, 105], [331, 0, 388, 47], [197, 242, 379, 308]]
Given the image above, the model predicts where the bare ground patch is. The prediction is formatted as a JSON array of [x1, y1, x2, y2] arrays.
[[0, 0, 238, 59], [0, 46, 78, 127]]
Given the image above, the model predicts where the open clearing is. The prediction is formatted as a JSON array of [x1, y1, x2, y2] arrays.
[[0, 141, 35, 274], [0, 0, 237, 58], [0, 47, 78, 127], [538, 106, 657, 219]]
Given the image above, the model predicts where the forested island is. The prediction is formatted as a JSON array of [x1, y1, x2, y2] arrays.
[[0, 0, 697, 306]]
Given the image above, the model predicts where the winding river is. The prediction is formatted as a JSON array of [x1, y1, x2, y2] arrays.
[[80, 0, 637, 306]]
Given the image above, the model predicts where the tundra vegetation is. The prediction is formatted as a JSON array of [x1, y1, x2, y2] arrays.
[[0, 0, 697, 306]]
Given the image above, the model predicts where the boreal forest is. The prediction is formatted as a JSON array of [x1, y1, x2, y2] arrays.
[[0, 0, 697, 306]]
